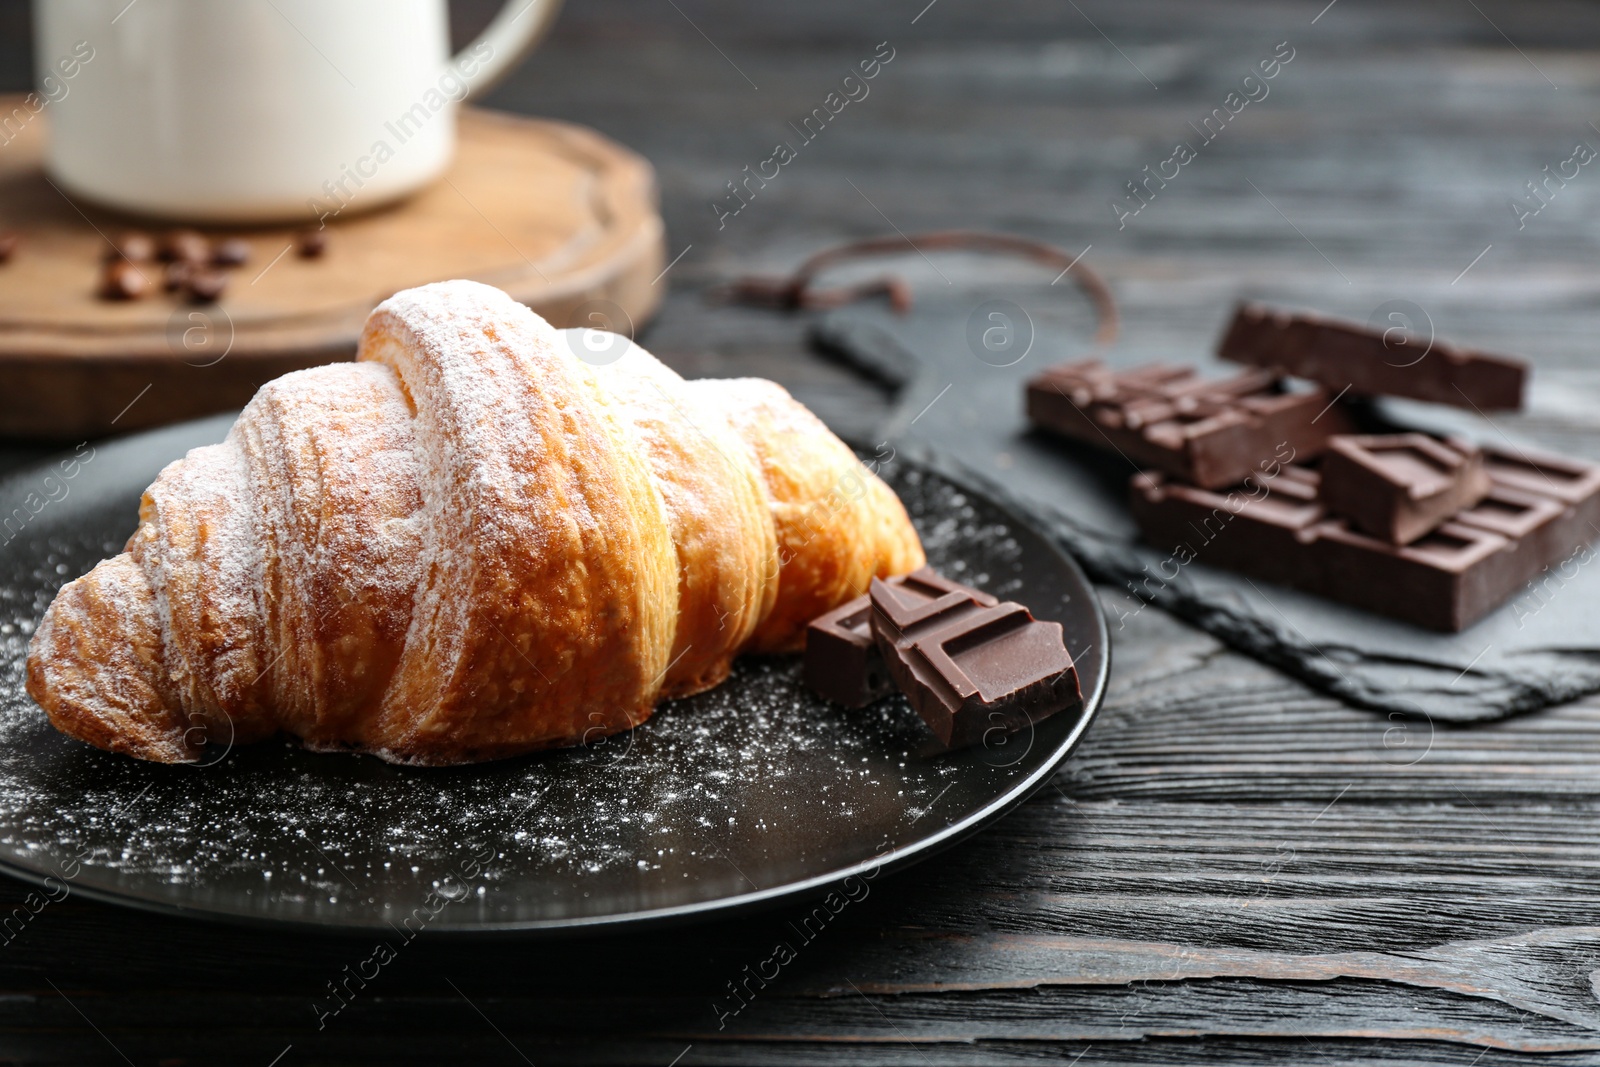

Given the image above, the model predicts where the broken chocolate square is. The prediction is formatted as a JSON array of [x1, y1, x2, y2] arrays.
[[1217, 302, 1528, 411], [869, 577, 1079, 749], [1026, 359, 1350, 489], [1318, 434, 1490, 545], [804, 568, 996, 708]]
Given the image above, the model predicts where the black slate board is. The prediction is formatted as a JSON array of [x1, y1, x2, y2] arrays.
[[0, 414, 1107, 933], [815, 295, 1600, 723]]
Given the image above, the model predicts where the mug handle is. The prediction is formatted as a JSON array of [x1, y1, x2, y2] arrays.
[[454, 0, 566, 103]]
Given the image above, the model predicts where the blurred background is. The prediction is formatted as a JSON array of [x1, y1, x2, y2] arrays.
[[4, 0, 1598, 453]]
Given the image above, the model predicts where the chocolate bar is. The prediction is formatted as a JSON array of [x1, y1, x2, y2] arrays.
[[1218, 303, 1528, 411], [1127, 465, 1325, 589], [1025, 359, 1351, 489], [1471, 444, 1600, 574], [1318, 434, 1490, 545], [804, 568, 996, 708], [869, 577, 1079, 749], [1456, 483, 1573, 572], [1480, 444, 1600, 523], [1130, 468, 1506, 630], [1130, 444, 1600, 631], [1309, 519, 1512, 632]]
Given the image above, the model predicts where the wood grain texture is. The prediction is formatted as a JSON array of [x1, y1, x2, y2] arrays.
[[0, 104, 665, 439], [4, 0, 1600, 1063]]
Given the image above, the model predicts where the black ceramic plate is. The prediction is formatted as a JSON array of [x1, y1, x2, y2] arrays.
[[0, 414, 1107, 935]]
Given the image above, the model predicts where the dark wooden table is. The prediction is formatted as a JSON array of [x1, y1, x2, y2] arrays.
[[6, 0, 1600, 1062]]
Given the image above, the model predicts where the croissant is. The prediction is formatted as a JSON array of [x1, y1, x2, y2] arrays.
[[25, 280, 925, 765]]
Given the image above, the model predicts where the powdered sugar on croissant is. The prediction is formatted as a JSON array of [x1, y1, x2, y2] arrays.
[[26, 280, 924, 765]]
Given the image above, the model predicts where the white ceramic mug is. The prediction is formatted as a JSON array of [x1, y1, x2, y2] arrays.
[[34, 0, 562, 222]]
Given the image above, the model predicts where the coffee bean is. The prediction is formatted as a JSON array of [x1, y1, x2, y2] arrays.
[[163, 260, 192, 293], [161, 228, 211, 263], [100, 259, 151, 300], [184, 268, 228, 303], [102, 230, 156, 263], [212, 237, 250, 266], [296, 228, 327, 258], [0, 231, 17, 264]]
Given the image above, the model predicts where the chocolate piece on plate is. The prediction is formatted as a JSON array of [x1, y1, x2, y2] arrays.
[[869, 577, 1079, 749], [1025, 359, 1351, 490], [1318, 433, 1490, 545], [805, 597, 886, 709], [804, 568, 995, 708], [1217, 302, 1528, 411]]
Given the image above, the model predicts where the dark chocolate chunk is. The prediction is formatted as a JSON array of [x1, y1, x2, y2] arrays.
[[1480, 443, 1600, 521], [1310, 519, 1511, 632], [1217, 302, 1528, 411], [1026, 359, 1351, 489], [1474, 444, 1600, 578], [1454, 483, 1566, 550], [1319, 433, 1490, 545], [805, 597, 887, 709], [0, 231, 16, 264], [804, 568, 996, 708], [1130, 447, 1600, 631], [870, 577, 1079, 749], [160, 228, 211, 264], [1128, 466, 1326, 589], [98, 259, 150, 301], [211, 237, 251, 266]]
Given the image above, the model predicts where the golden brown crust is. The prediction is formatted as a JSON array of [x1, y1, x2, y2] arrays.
[[358, 284, 680, 763], [583, 333, 779, 698], [690, 378, 926, 652], [236, 361, 424, 750], [25, 280, 924, 765], [25, 555, 196, 762]]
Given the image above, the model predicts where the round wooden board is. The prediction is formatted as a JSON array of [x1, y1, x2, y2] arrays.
[[0, 99, 665, 440]]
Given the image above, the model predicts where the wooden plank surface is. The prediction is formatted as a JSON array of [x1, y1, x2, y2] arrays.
[[5, 0, 1600, 1063]]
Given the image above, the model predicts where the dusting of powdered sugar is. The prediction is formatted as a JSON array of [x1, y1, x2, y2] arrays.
[[0, 458, 1062, 928]]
